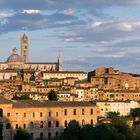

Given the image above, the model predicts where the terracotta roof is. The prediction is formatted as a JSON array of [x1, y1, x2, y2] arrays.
[[12, 100, 96, 108]]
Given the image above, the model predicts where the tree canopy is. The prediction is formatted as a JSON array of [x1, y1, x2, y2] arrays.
[[47, 90, 58, 101], [14, 128, 31, 140]]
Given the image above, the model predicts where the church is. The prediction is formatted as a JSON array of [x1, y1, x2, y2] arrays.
[[0, 33, 63, 71]]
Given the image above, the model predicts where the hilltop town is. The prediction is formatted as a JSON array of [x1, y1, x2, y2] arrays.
[[1, 34, 140, 140]]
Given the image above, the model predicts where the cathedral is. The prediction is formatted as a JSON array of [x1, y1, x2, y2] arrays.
[[0, 33, 63, 71]]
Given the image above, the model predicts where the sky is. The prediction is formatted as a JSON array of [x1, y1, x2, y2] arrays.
[[0, 1, 140, 73]]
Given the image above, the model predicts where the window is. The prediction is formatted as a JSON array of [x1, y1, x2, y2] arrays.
[[64, 120, 67, 127], [40, 121, 43, 128], [30, 133, 33, 139], [7, 113, 10, 117], [40, 132, 43, 138], [73, 109, 76, 115], [32, 112, 35, 117], [6, 123, 11, 129], [64, 109, 67, 116], [56, 121, 59, 127], [48, 121, 51, 128], [91, 119, 93, 125], [90, 109, 93, 115], [48, 112, 51, 117], [40, 112, 43, 117], [56, 132, 58, 137], [56, 112, 58, 117], [16, 124, 18, 129], [48, 132, 51, 139], [23, 113, 26, 117], [30, 122, 34, 128], [16, 113, 18, 117], [82, 109, 85, 115], [23, 124, 26, 129], [82, 120, 85, 126], [0, 109, 3, 117]]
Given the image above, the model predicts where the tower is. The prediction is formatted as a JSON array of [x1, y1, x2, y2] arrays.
[[58, 53, 63, 71], [21, 33, 28, 63]]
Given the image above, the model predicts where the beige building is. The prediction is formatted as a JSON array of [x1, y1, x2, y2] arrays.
[[97, 100, 138, 117], [42, 71, 87, 81], [0, 33, 63, 71], [0, 97, 97, 140], [88, 67, 140, 90]]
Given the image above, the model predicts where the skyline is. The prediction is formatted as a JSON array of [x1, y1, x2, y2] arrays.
[[0, 1, 140, 73]]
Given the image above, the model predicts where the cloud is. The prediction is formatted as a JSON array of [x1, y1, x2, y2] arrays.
[[0, 0, 140, 11], [61, 21, 140, 44], [0, 12, 79, 33], [22, 9, 40, 14]]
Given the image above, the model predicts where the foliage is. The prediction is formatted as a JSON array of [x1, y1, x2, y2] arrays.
[[14, 128, 31, 140], [131, 108, 140, 118], [47, 90, 58, 101], [51, 118, 135, 140], [36, 138, 46, 140], [63, 120, 81, 140], [12, 94, 31, 100], [107, 111, 120, 119]]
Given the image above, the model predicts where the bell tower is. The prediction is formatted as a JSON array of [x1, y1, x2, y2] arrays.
[[21, 33, 28, 63], [58, 53, 63, 71]]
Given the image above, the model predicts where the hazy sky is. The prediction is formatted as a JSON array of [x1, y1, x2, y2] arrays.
[[0, 0, 140, 73]]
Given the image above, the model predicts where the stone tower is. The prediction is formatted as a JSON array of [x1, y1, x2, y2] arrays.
[[58, 53, 63, 71], [21, 33, 28, 63]]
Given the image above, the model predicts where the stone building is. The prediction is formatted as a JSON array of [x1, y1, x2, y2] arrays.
[[0, 97, 97, 140], [42, 71, 87, 81], [0, 33, 63, 71], [88, 67, 140, 90], [97, 100, 138, 117]]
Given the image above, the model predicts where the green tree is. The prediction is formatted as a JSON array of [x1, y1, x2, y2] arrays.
[[80, 124, 95, 140], [14, 128, 31, 140], [110, 117, 133, 140], [62, 120, 81, 140], [47, 90, 58, 101], [107, 111, 120, 119], [12, 94, 31, 100], [131, 108, 140, 118]]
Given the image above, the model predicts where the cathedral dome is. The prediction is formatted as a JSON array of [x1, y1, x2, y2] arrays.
[[6, 48, 22, 63]]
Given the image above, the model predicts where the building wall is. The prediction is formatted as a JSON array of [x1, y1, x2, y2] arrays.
[[0, 102, 97, 140], [42, 72, 87, 81], [97, 101, 138, 117]]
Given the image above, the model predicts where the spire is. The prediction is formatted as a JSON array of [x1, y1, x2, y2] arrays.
[[22, 33, 28, 40]]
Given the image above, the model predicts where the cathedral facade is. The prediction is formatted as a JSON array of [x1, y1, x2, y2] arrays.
[[0, 33, 63, 71]]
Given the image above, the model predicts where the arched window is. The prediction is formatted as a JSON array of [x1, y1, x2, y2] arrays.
[[30, 133, 33, 139], [91, 119, 93, 126], [82, 120, 85, 126], [56, 121, 59, 127], [16, 124, 18, 129], [64, 120, 67, 127], [90, 109, 93, 115], [40, 121, 43, 128], [48, 121, 51, 128], [40, 132, 43, 138], [6, 123, 11, 129], [30, 122, 34, 128], [23, 124, 26, 129], [48, 132, 51, 139], [56, 131, 58, 137], [0, 109, 3, 117]]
